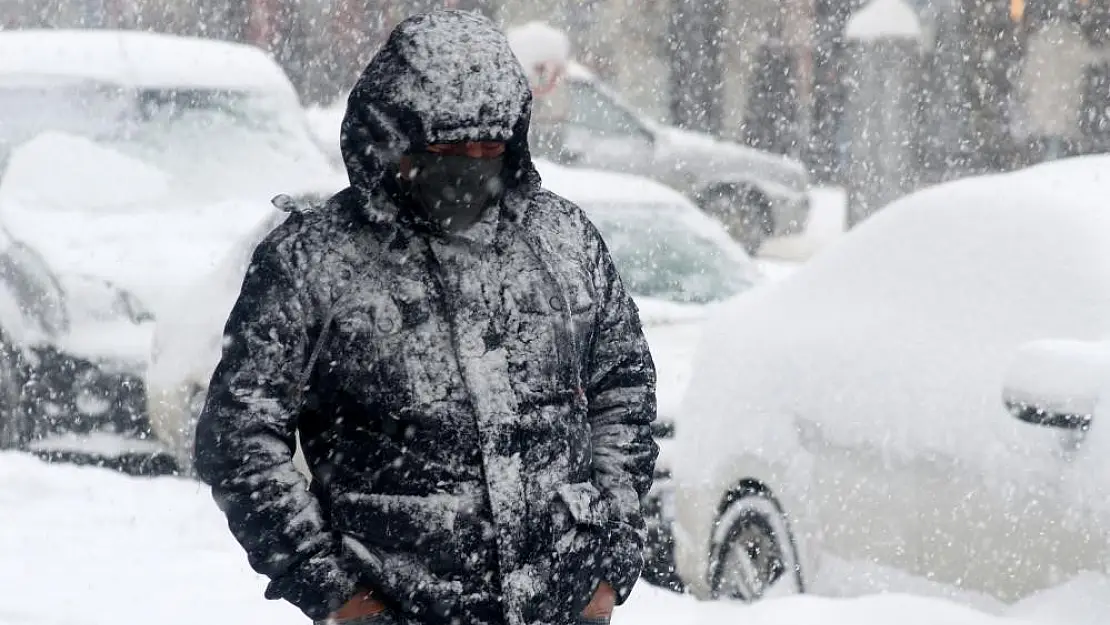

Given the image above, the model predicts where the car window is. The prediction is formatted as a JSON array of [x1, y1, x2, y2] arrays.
[[584, 203, 754, 304], [0, 81, 332, 202], [0, 81, 124, 146], [566, 81, 647, 138]]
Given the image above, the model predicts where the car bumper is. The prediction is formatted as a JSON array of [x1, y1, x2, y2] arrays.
[[26, 346, 151, 438]]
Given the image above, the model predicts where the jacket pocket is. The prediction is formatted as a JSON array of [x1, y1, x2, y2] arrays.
[[556, 482, 611, 528]]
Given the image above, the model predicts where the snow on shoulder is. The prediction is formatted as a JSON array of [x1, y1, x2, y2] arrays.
[[0, 29, 297, 95], [845, 0, 924, 42], [0, 131, 170, 211]]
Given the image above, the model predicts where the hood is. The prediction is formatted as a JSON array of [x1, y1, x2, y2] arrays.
[[340, 10, 540, 219]]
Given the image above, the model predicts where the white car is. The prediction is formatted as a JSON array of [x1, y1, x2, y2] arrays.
[[672, 155, 1110, 606], [0, 29, 346, 310], [145, 160, 761, 578], [504, 22, 811, 255]]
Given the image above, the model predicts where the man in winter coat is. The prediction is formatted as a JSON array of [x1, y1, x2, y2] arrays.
[[193, 10, 658, 625]]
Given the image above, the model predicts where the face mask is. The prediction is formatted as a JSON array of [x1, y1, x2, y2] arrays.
[[405, 153, 505, 232]]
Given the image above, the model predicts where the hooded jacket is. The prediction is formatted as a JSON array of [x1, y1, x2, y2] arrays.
[[193, 11, 657, 625]]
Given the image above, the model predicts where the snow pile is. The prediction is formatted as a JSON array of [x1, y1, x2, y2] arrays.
[[845, 0, 924, 42], [1011, 573, 1110, 625], [0, 132, 171, 211], [622, 585, 1045, 625], [1002, 339, 1110, 419], [0, 452, 1080, 625]]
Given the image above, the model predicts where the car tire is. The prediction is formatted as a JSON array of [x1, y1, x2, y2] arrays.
[[0, 342, 30, 449], [709, 487, 804, 601], [702, 187, 774, 256]]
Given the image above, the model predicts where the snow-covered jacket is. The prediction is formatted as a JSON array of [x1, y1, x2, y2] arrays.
[[193, 10, 658, 625]]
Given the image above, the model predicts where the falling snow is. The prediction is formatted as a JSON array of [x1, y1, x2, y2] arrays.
[[2, 0, 1110, 624]]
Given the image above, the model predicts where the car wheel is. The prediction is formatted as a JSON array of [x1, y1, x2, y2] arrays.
[[710, 488, 804, 601], [0, 344, 29, 449], [702, 188, 774, 256]]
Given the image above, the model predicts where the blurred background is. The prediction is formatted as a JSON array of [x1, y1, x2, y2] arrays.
[[6, 0, 1109, 218]]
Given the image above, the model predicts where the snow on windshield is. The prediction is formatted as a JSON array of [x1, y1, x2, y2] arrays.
[[0, 82, 333, 202]]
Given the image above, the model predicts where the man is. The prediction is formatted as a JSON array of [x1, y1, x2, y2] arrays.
[[193, 10, 658, 625]]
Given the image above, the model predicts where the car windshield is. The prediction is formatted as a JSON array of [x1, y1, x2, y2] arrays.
[[584, 202, 754, 304], [0, 80, 328, 200]]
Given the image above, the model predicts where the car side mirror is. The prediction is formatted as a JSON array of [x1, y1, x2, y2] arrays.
[[1001, 339, 1110, 448], [1004, 399, 1092, 432]]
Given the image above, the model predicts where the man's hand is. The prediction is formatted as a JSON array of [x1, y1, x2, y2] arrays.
[[582, 581, 616, 619], [329, 590, 387, 622]]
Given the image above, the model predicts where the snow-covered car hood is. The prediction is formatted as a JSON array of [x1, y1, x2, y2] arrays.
[[0, 132, 345, 314]]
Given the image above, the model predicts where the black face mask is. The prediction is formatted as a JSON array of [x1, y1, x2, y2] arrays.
[[405, 153, 505, 232]]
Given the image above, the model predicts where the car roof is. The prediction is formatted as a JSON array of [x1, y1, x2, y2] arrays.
[[0, 29, 297, 96]]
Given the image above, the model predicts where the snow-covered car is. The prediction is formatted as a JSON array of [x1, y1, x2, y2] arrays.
[[145, 160, 760, 583], [0, 29, 347, 310], [0, 222, 165, 471], [505, 22, 811, 255], [671, 155, 1110, 605], [1002, 339, 1110, 435]]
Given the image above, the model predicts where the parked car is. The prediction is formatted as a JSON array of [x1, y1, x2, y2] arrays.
[[505, 22, 811, 255], [145, 160, 762, 588], [0, 221, 166, 473], [0, 30, 346, 471], [671, 155, 1110, 605], [0, 29, 346, 309]]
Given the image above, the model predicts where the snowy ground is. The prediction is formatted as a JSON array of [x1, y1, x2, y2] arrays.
[[0, 453, 1100, 625]]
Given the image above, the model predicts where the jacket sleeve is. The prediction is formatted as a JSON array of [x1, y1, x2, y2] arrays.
[[193, 239, 357, 621], [585, 231, 659, 604]]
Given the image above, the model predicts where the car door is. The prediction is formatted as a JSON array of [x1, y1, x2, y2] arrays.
[[795, 413, 922, 580], [915, 419, 1109, 602], [561, 79, 657, 177]]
